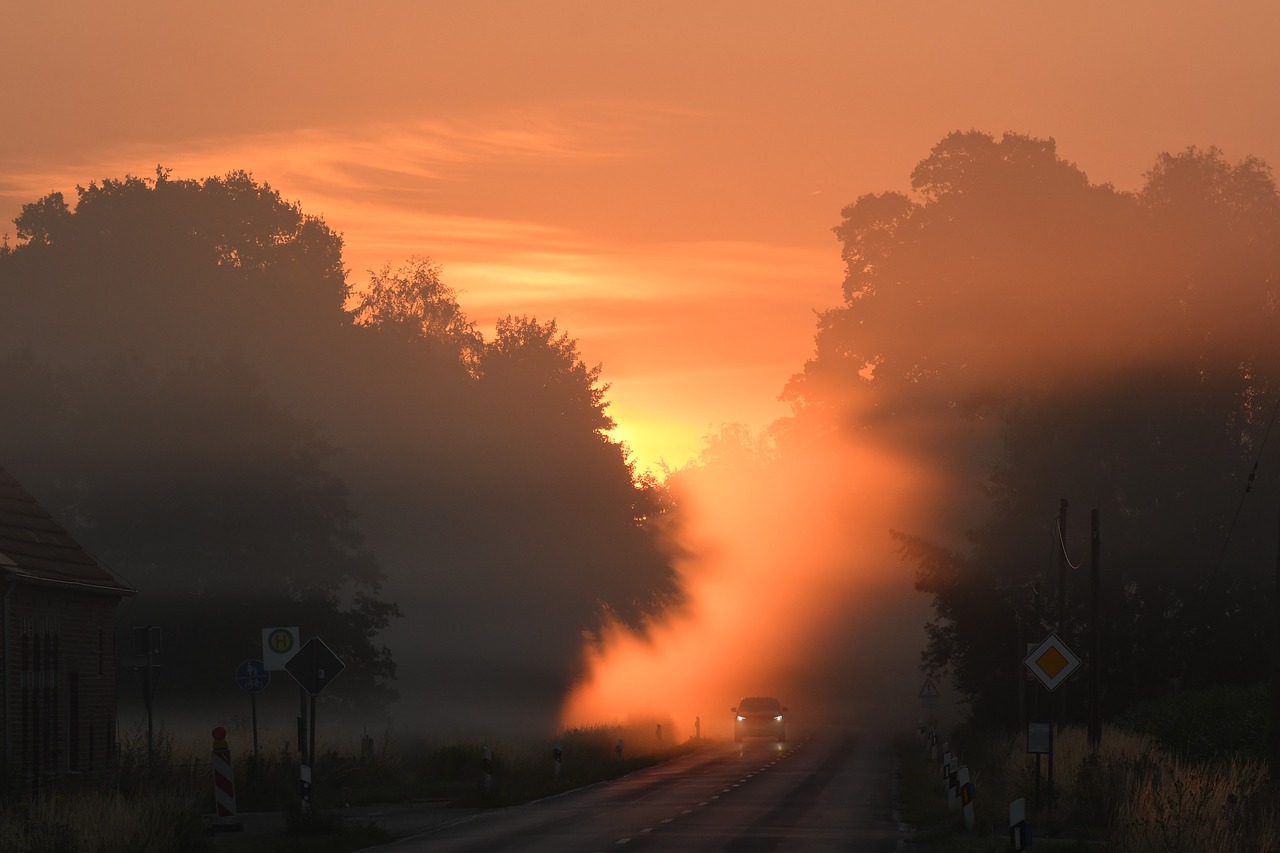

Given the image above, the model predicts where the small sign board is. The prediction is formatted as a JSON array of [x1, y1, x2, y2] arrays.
[[235, 659, 271, 694], [1023, 633, 1080, 692], [262, 627, 300, 671], [1027, 721, 1053, 754], [918, 677, 941, 709], [284, 636, 346, 696]]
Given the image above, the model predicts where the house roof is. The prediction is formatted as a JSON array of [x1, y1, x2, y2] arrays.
[[0, 466, 135, 596]]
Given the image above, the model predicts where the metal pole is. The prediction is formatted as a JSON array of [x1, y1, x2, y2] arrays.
[[309, 692, 317, 794]]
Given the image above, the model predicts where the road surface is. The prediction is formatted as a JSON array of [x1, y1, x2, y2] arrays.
[[373, 731, 918, 852]]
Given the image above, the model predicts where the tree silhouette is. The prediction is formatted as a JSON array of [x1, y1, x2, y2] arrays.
[[791, 132, 1280, 726], [0, 168, 684, 728]]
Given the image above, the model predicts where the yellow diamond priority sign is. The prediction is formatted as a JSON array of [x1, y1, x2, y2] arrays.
[[1024, 633, 1080, 692]]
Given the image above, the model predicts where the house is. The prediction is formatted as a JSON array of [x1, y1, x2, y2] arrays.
[[0, 466, 135, 796]]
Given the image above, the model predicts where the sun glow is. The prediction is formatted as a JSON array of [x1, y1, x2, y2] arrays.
[[560, 430, 934, 740]]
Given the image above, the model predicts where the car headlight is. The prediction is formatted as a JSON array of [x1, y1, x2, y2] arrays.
[[736, 715, 746, 721], [774, 715, 783, 721]]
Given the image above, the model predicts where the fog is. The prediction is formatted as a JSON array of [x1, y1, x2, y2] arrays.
[[561, 423, 940, 740], [5, 129, 1278, 747]]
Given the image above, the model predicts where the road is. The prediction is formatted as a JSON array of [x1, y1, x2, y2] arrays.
[[373, 731, 918, 852]]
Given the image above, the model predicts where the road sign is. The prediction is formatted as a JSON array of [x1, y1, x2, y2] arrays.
[[1024, 633, 1080, 692], [262, 627, 300, 671], [918, 677, 941, 709], [235, 659, 271, 694], [284, 636, 346, 696]]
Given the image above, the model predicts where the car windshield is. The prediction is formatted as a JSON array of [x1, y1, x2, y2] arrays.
[[738, 697, 781, 714]]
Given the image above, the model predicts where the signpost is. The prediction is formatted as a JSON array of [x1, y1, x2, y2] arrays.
[[1024, 633, 1080, 813], [235, 659, 270, 758], [132, 625, 162, 769], [919, 677, 941, 714], [284, 637, 346, 696], [262, 627, 300, 671], [1023, 633, 1080, 692], [283, 637, 345, 806]]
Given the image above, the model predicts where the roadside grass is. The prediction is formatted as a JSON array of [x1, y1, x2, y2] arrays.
[[899, 723, 1280, 852], [1, 717, 700, 853]]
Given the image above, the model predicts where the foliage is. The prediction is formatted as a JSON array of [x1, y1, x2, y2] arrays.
[[351, 257, 483, 371], [0, 166, 682, 726], [0, 790, 205, 853], [1114, 682, 1270, 765], [791, 131, 1280, 726]]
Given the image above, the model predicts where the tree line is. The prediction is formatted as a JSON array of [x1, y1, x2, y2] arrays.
[[784, 131, 1280, 727], [0, 170, 681, 726]]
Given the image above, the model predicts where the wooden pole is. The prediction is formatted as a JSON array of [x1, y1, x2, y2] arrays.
[[1089, 509, 1101, 749], [1057, 499, 1068, 730], [1271, 503, 1280, 785]]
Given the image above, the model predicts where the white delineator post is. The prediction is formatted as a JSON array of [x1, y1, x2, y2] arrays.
[[943, 751, 957, 810], [1010, 797, 1032, 850], [552, 740, 562, 780], [958, 765, 975, 830], [482, 746, 493, 791]]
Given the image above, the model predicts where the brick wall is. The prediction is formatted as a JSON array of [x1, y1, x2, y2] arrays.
[[2, 585, 123, 794]]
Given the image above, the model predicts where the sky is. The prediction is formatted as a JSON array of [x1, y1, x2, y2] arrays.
[[5, 1, 1280, 738], [5, 1, 1278, 473]]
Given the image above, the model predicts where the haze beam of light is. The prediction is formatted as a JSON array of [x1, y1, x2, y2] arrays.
[[560, 425, 937, 740]]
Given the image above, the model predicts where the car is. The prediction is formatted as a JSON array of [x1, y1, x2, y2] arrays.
[[732, 696, 787, 742]]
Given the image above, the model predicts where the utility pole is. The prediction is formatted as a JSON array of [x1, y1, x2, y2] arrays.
[[1057, 498, 1068, 730], [1089, 509, 1101, 749], [1271, 504, 1280, 785]]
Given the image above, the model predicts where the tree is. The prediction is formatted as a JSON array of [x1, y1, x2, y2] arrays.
[[1, 168, 350, 374], [479, 315, 614, 435], [352, 257, 483, 370], [0, 168, 686, 730], [0, 351, 400, 710], [791, 132, 1280, 726]]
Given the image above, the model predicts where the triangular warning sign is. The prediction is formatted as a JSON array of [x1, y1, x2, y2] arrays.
[[919, 678, 940, 699]]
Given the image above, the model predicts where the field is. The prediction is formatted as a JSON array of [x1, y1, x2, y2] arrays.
[[898, 723, 1280, 851], [0, 716, 699, 853]]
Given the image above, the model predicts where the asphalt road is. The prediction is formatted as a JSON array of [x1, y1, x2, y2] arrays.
[[370, 731, 918, 852]]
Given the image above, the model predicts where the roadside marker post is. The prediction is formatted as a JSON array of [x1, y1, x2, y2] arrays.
[[1010, 797, 1033, 849], [210, 726, 242, 831], [958, 765, 975, 829], [552, 740, 562, 781], [483, 746, 494, 791], [282, 636, 345, 808]]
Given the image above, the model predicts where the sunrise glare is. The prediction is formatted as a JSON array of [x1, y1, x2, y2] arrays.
[[4, 2, 1280, 848]]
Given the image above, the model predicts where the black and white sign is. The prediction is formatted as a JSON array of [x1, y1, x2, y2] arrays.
[[285, 636, 346, 696]]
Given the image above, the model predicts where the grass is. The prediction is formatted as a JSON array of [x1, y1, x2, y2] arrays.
[[897, 723, 1280, 852], [0, 788, 206, 853], [1, 717, 700, 852]]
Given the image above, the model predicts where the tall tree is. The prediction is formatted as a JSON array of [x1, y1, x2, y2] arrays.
[[0, 351, 399, 710], [790, 132, 1280, 725], [0, 168, 686, 729]]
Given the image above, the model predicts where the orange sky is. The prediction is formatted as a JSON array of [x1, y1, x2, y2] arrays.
[[4, 1, 1278, 471]]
